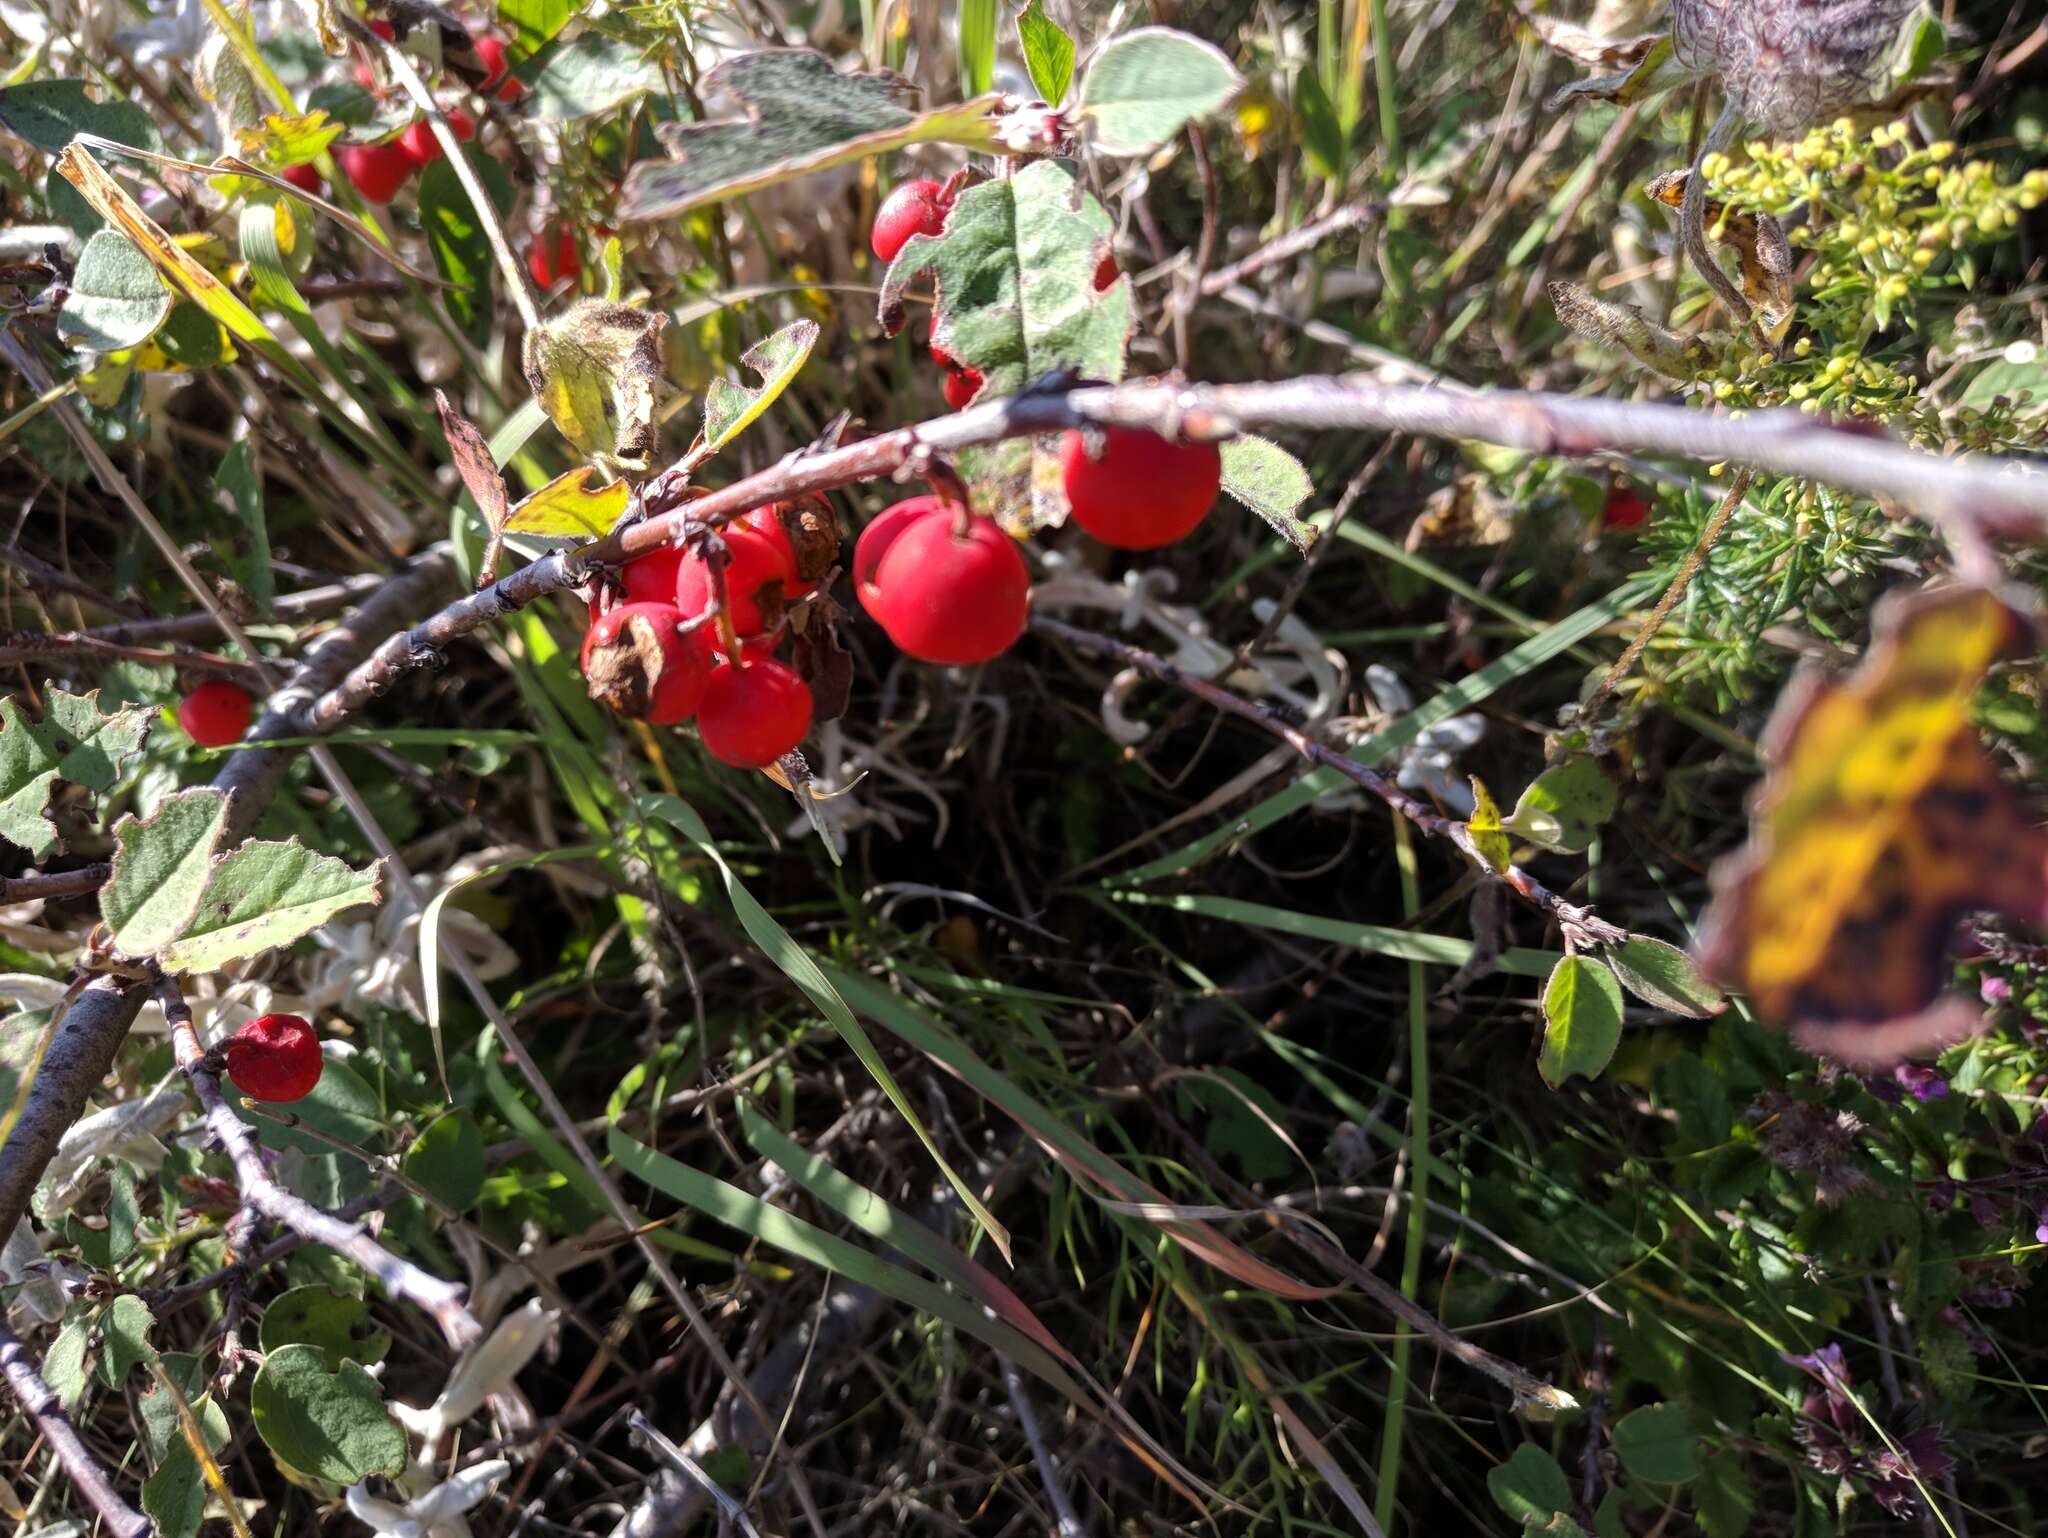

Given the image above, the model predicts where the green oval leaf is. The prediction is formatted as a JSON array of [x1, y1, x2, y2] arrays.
[[250, 1343, 406, 1485], [1017, 0, 1076, 106], [59, 229, 171, 352], [1487, 1442, 1572, 1526], [259, 1284, 392, 1371], [1537, 955, 1625, 1088], [701, 318, 819, 453], [403, 1108, 487, 1213], [1219, 435, 1316, 553], [1078, 28, 1243, 156], [1503, 756, 1617, 854], [1604, 936, 1726, 1019], [1613, 1403, 1699, 1484]]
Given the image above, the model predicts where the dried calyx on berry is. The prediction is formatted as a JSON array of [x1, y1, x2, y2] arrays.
[[580, 602, 712, 724]]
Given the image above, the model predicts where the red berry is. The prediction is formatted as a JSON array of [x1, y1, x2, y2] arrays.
[[853, 496, 939, 613], [475, 35, 523, 101], [675, 523, 799, 635], [398, 109, 475, 167], [1094, 249, 1119, 290], [943, 365, 981, 410], [865, 500, 1030, 665], [1602, 486, 1651, 531], [177, 679, 253, 748], [871, 178, 948, 263], [279, 162, 322, 195], [579, 601, 713, 724], [526, 221, 581, 291], [337, 141, 414, 204], [620, 545, 688, 607], [697, 656, 813, 768], [225, 1013, 323, 1103], [1060, 426, 1221, 550], [367, 18, 394, 39]]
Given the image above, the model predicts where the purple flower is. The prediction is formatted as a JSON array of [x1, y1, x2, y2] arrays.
[[1868, 1425, 1955, 1519], [1893, 1065, 1948, 1102], [1754, 1093, 1872, 1206], [1982, 975, 2013, 1005]]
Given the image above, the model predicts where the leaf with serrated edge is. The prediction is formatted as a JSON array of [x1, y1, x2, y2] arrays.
[[157, 838, 382, 975], [1538, 955, 1625, 1088], [102, 788, 230, 958], [1605, 936, 1725, 1018], [620, 50, 1000, 221], [503, 466, 630, 539], [1219, 435, 1316, 553], [879, 160, 1131, 533], [1503, 756, 1617, 853], [0, 688, 153, 859], [526, 30, 663, 121], [1017, 0, 1076, 105], [1077, 27, 1242, 156], [701, 319, 818, 452]]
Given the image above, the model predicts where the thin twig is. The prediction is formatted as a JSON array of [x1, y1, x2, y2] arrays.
[[0, 1321, 150, 1538], [1033, 615, 1624, 947], [1197, 201, 1382, 295], [0, 865, 107, 905], [1001, 1355, 1092, 1538], [0, 627, 267, 681], [154, 974, 481, 1347]]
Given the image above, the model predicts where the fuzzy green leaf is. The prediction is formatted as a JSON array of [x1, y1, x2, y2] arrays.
[[619, 50, 999, 221], [0, 78, 161, 155], [403, 1109, 487, 1213], [102, 788, 231, 959], [139, 1361, 229, 1538], [42, 1310, 91, 1411], [526, 29, 663, 120], [1502, 757, 1616, 853], [1538, 955, 1626, 1088], [1077, 28, 1242, 156], [96, 1294, 154, 1387], [521, 299, 667, 468], [1604, 936, 1725, 1019], [496, 0, 572, 55], [0, 688, 153, 859], [701, 318, 818, 452], [1218, 435, 1316, 552], [1016, 0, 1076, 106], [250, 1343, 406, 1485], [259, 1284, 391, 1371], [60, 229, 172, 352], [156, 836, 383, 975], [1488, 1443, 1572, 1527]]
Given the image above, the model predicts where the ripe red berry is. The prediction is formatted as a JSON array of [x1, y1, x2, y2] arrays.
[[279, 162, 322, 195], [675, 523, 799, 635], [225, 1013, 323, 1103], [1094, 249, 1119, 290], [871, 178, 948, 264], [475, 35, 523, 101], [862, 499, 1030, 665], [697, 656, 813, 768], [367, 18, 394, 39], [178, 679, 253, 748], [1602, 486, 1652, 531], [1060, 426, 1221, 550], [620, 545, 687, 606], [942, 365, 981, 410], [398, 109, 474, 167], [580, 601, 713, 724], [337, 141, 414, 204], [527, 221, 581, 291]]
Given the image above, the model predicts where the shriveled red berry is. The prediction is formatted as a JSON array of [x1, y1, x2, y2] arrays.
[[225, 1013, 323, 1103], [697, 656, 813, 767], [579, 601, 713, 724], [1602, 486, 1651, 531], [178, 679, 253, 748], [338, 141, 414, 204], [871, 178, 948, 263], [527, 221, 581, 290], [1060, 426, 1221, 550], [1094, 249, 1119, 290], [675, 524, 798, 636], [475, 35, 523, 101], [279, 162, 323, 195], [867, 502, 1030, 665]]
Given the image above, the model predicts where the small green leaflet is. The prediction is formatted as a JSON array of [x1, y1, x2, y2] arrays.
[[215, 438, 272, 613], [1016, 0, 1076, 106], [701, 318, 818, 452], [0, 688, 152, 859], [503, 466, 630, 538], [97, 1293, 154, 1386], [1612, 1403, 1700, 1484], [1488, 1443, 1573, 1528], [59, 229, 172, 352], [496, 0, 573, 55], [521, 299, 667, 468], [1077, 28, 1243, 156], [42, 1310, 91, 1410], [1604, 936, 1725, 1019], [403, 1109, 487, 1212], [1219, 436, 1316, 553], [1502, 756, 1616, 853], [878, 159, 1130, 532], [1538, 955, 1625, 1088], [250, 1344, 406, 1485], [139, 1356, 229, 1538], [619, 50, 1001, 222], [156, 836, 382, 975]]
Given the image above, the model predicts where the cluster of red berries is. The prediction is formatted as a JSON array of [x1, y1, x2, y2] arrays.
[[330, 21, 519, 206], [580, 501, 837, 767], [224, 1012, 324, 1103], [869, 176, 1119, 412]]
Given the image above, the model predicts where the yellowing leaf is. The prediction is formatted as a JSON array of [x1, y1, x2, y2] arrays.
[[503, 467, 630, 539], [233, 109, 343, 167], [520, 299, 667, 469], [1697, 586, 2046, 1042], [1466, 777, 1512, 872]]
